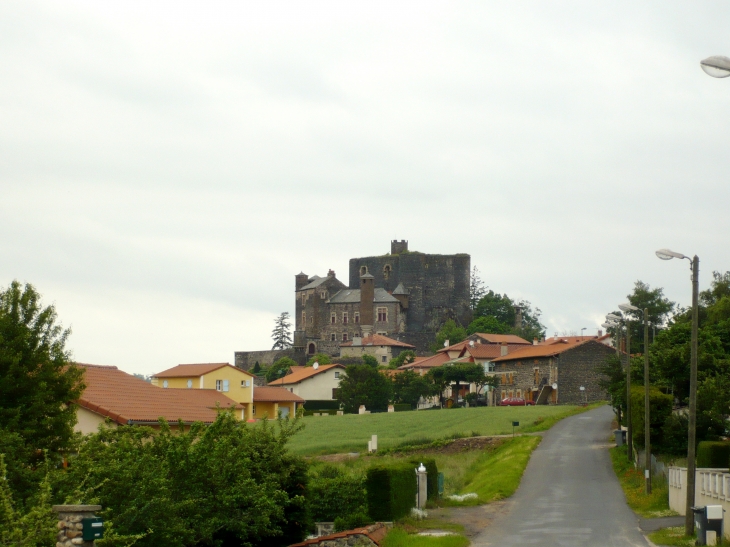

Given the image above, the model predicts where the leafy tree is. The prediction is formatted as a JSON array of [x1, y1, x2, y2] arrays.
[[306, 353, 332, 367], [701, 271, 730, 306], [425, 363, 496, 406], [613, 281, 676, 353], [266, 357, 297, 383], [431, 320, 467, 352], [466, 316, 510, 336], [469, 266, 487, 311], [362, 354, 379, 368], [252, 361, 261, 374], [55, 412, 309, 547], [336, 365, 392, 413], [387, 350, 415, 369], [471, 290, 545, 341], [271, 312, 293, 350], [598, 355, 626, 426], [0, 281, 84, 505], [392, 370, 434, 408]]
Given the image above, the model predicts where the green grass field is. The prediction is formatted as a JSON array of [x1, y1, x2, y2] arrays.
[[287, 404, 592, 455]]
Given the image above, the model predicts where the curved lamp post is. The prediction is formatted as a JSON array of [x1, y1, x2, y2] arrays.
[[607, 312, 632, 462], [701, 56, 730, 78], [620, 303, 651, 494], [657, 248, 699, 535]]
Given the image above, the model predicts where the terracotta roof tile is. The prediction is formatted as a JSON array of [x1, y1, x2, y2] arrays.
[[153, 363, 253, 378], [253, 386, 305, 403], [472, 333, 531, 345], [288, 523, 388, 547], [491, 339, 589, 362], [340, 334, 415, 348], [269, 364, 344, 386], [399, 352, 450, 370], [76, 364, 243, 425], [461, 344, 530, 359]]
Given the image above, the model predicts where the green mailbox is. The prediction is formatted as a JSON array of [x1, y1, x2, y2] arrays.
[[81, 517, 104, 541]]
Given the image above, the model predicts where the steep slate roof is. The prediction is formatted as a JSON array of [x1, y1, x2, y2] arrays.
[[340, 334, 415, 348], [328, 288, 399, 304], [253, 386, 305, 403], [269, 364, 344, 386], [392, 282, 409, 295], [490, 339, 587, 363], [299, 275, 327, 290], [153, 363, 253, 378], [76, 364, 243, 425]]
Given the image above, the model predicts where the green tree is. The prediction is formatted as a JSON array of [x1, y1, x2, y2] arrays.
[[387, 350, 415, 369], [336, 365, 393, 413], [471, 290, 545, 341], [0, 281, 84, 505], [392, 370, 434, 408], [466, 316, 510, 336], [620, 281, 676, 353], [266, 357, 297, 383], [306, 353, 332, 367], [362, 354, 379, 368], [271, 312, 293, 350], [469, 266, 487, 311], [432, 319, 467, 352]]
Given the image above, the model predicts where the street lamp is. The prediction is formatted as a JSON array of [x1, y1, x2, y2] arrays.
[[700, 56, 730, 78], [656, 248, 699, 536], [607, 312, 632, 462], [580, 327, 587, 339], [620, 303, 651, 494]]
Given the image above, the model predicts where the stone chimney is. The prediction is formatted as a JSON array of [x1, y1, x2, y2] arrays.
[[533, 337, 538, 345], [327, 269, 336, 278], [360, 273, 375, 336], [514, 306, 523, 330], [500, 342, 508, 356], [598, 329, 603, 337]]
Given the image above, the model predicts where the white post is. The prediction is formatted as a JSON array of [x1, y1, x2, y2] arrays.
[[371, 434, 378, 452], [359, 405, 366, 415], [416, 463, 428, 509]]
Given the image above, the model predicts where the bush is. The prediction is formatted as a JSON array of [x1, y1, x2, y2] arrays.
[[409, 458, 439, 499], [365, 462, 417, 521], [697, 441, 730, 469], [660, 413, 688, 456], [393, 403, 411, 412], [303, 400, 342, 411], [308, 469, 367, 524], [630, 386, 673, 450]]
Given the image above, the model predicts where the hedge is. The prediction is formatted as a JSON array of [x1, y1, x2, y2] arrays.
[[308, 472, 367, 522], [302, 400, 342, 411], [409, 458, 439, 499], [303, 409, 340, 417], [393, 403, 411, 412], [697, 441, 730, 469], [366, 462, 417, 521], [629, 386, 673, 450]]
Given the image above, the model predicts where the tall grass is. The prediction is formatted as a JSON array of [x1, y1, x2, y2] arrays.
[[381, 528, 469, 547], [609, 445, 676, 518], [286, 405, 586, 455]]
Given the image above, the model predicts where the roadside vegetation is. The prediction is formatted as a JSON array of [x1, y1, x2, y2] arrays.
[[381, 528, 469, 547], [609, 445, 675, 518], [647, 527, 696, 547]]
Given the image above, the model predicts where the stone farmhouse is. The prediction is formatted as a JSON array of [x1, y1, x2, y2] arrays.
[[340, 334, 416, 365]]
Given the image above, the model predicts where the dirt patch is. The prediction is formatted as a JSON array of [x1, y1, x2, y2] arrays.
[[426, 502, 512, 538], [311, 452, 362, 463], [423, 436, 505, 455]]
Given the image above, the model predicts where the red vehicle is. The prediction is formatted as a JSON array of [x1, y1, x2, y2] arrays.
[[500, 397, 535, 406]]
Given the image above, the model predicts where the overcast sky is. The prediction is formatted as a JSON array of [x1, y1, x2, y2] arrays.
[[2, 1, 729, 376]]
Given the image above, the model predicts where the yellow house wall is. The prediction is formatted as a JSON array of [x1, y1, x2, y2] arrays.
[[200, 367, 254, 405], [252, 401, 297, 420], [75, 407, 117, 435]]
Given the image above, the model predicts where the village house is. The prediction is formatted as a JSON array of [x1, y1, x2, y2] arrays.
[[268, 364, 345, 401], [152, 362, 304, 420], [339, 334, 416, 364], [74, 363, 246, 434]]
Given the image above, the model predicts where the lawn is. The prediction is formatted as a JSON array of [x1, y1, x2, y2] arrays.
[[381, 528, 469, 547], [287, 404, 594, 455]]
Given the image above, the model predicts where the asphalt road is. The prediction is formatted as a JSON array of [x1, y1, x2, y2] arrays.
[[471, 405, 651, 547]]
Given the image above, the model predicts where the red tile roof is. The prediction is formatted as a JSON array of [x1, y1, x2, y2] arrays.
[[398, 351, 450, 370], [76, 364, 243, 425], [289, 523, 389, 547], [538, 336, 599, 345], [269, 364, 344, 386], [490, 339, 589, 362], [472, 333, 532, 345], [461, 344, 529, 359], [253, 386, 305, 403], [153, 363, 253, 378], [340, 334, 415, 348]]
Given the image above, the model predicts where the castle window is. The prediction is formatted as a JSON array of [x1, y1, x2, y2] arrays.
[[320, 291, 326, 299], [360, 265, 368, 276], [302, 312, 306, 325], [342, 333, 348, 342], [331, 333, 336, 341], [377, 307, 387, 322], [343, 312, 348, 324], [383, 264, 392, 279], [354, 312, 360, 323], [331, 313, 336, 324], [310, 316, 313, 325]]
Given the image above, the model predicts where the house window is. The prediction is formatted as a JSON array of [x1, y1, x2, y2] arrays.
[[187, 379, 193, 388], [342, 333, 348, 342], [216, 380, 222, 391], [487, 362, 495, 372], [377, 308, 387, 322], [320, 291, 326, 299], [163, 380, 168, 388], [241, 380, 248, 387], [517, 389, 522, 398], [343, 312, 348, 324], [501, 373, 507, 385], [354, 312, 360, 323], [534, 368, 540, 385], [252, 405, 256, 415], [334, 371, 340, 379], [222, 379, 229, 392], [501, 390, 506, 400], [331, 333, 336, 341], [382, 355, 387, 363], [331, 313, 336, 324]]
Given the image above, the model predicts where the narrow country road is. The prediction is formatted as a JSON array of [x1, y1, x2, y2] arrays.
[[471, 405, 650, 547]]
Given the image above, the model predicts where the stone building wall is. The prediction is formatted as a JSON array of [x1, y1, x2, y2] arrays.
[[234, 349, 304, 371], [556, 341, 613, 404], [493, 357, 556, 402]]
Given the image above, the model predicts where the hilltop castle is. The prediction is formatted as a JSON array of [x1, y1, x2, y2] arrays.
[[293, 240, 471, 355]]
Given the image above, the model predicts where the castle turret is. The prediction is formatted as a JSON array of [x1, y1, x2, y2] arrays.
[[391, 240, 408, 254], [392, 282, 409, 309], [360, 272, 375, 336], [295, 272, 309, 291]]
